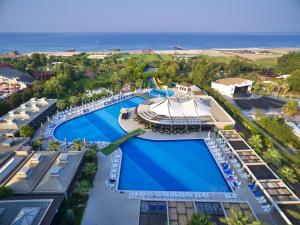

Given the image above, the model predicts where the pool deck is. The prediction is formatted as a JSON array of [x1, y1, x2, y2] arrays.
[[81, 151, 140, 225]]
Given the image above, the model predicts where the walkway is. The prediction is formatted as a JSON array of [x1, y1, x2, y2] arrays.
[[81, 151, 140, 225]]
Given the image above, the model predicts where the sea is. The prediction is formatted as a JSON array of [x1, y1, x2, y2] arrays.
[[0, 32, 300, 53]]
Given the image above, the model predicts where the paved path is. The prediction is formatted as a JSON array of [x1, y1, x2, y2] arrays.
[[81, 152, 140, 225]]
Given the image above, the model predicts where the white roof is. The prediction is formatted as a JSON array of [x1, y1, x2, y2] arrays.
[[150, 97, 211, 117]]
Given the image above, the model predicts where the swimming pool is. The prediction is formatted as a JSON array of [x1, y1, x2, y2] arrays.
[[119, 139, 230, 192], [53, 94, 230, 192]]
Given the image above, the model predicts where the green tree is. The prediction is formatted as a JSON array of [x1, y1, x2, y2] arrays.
[[263, 148, 281, 167], [224, 125, 234, 130], [283, 101, 299, 120], [20, 125, 35, 137], [279, 166, 298, 184], [73, 139, 84, 151], [68, 95, 79, 107], [287, 70, 300, 92], [220, 208, 262, 225], [74, 180, 90, 196], [56, 99, 68, 111], [83, 162, 98, 178], [48, 140, 60, 151], [0, 186, 14, 199], [33, 136, 43, 151], [188, 213, 213, 225], [32, 80, 43, 97], [66, 209, 76, 225], [248, 135, 263, 152]]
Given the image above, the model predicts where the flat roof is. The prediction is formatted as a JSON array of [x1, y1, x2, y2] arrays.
[[247, 164, 278, 180], [6, 151, 58, 193], [277, 203, 300, 225], [228, 140, 252, 150], [0, 66, 33, 83], [168, 201, 195, 225], [140, 201, 167, 225], [214, 78, 252, 86], [0, 154, 31, 185], [0, 136, 30, 152], [260, 180, 299, 203], [219, 130, 242, 140], [237, 151, 264, 164], [0, 98, 56, 130], [33, 151, 84, 194], [0, 195, 64, 225]]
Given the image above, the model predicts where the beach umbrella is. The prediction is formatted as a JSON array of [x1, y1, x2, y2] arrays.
[[208, 130, 211, 138]]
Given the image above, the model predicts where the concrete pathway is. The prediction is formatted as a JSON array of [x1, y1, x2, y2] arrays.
[[81, 152, 140, 225]]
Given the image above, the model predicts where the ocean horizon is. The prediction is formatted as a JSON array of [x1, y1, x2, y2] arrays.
[[0, 32, 300, 53]]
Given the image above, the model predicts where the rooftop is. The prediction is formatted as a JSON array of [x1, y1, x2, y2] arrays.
[[0, 195, 64, 225], [33, 151, 84, 194], [0, 97, 56, 130], [0, 66, 33, 84], [214, 78, 252, 86], [5, 151, 58, 193], [247, 164, 278, 180]]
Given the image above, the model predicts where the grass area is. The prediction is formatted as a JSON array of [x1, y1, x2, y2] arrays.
[[121, 54, 173, 65], [199, 54, 234, 64], [101, 128, 145, 155], [254, 57, 278, 67]]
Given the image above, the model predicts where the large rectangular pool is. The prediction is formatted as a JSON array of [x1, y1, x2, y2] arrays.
[[118, 139, 231, 192]]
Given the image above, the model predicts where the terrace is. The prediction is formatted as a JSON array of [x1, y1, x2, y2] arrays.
[[227, 140, 252, 151]]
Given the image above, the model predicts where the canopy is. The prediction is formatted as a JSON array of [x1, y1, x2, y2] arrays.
[[150, 97, 211, 118]]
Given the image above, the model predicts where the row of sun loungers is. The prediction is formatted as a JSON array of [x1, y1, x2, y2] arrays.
[[128, 191, 210, 200], [44, 91, 147, 141], [106, 153, 122, 189], [248, 183, 272, 212]]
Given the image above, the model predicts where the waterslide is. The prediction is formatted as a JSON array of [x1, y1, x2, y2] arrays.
[[147, 76, 160, 89]]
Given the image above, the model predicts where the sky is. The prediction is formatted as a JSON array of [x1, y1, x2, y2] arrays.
[[0, 0, 300, 32]]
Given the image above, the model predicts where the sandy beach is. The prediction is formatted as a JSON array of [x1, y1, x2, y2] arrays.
[[2, 47, 300, 60]]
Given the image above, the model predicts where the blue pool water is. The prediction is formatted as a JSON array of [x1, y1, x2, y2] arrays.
[[119, 139, 230, 192], [53, 94, 230, 192], [54, 96, 145, 142]]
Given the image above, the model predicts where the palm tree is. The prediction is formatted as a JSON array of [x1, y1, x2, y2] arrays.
[[220, 208, 263, 225], [262, 148, 282, 167], [283, 101, 299, 121], [279, 166, 298, 184], [74, 180, 90, 196], [34, 136, 43, 151], [188, 213, 213, 225], [73, 139, 84, 151], [83, 163, 98, 178], [48, 140, 60, 151], [248, 135, 263, 152], [32, 80, 43, 97]]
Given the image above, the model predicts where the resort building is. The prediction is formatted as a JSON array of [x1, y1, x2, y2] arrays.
[[218, 130, 300, 225], [5, 151, 58, 194], [33, 151, 84, 194], [211, 78, 253, 98], [139, 200, 257, 225], [0, 195, 64, 225], [136, 95, 235, 131], [175, 83, 202, 95], [0, 97, 57, 130], [0, 64, 33, 94]]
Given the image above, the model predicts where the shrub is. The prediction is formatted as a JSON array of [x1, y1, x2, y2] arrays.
[[19, 125, 35, 137]]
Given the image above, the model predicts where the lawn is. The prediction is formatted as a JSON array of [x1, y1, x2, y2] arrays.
[[101, 128, 145, 155]]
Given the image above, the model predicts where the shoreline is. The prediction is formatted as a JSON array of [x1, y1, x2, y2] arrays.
[[1, 47, 300, 60]]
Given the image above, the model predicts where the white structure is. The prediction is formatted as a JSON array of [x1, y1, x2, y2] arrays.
[[286, 122, 300, 138], [137, 95, 235, 130], [211, 78, 253, 98], [176, 83, 201, 94]]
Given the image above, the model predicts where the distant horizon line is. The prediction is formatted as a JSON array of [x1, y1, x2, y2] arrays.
[[1, 31, 300, 34]]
